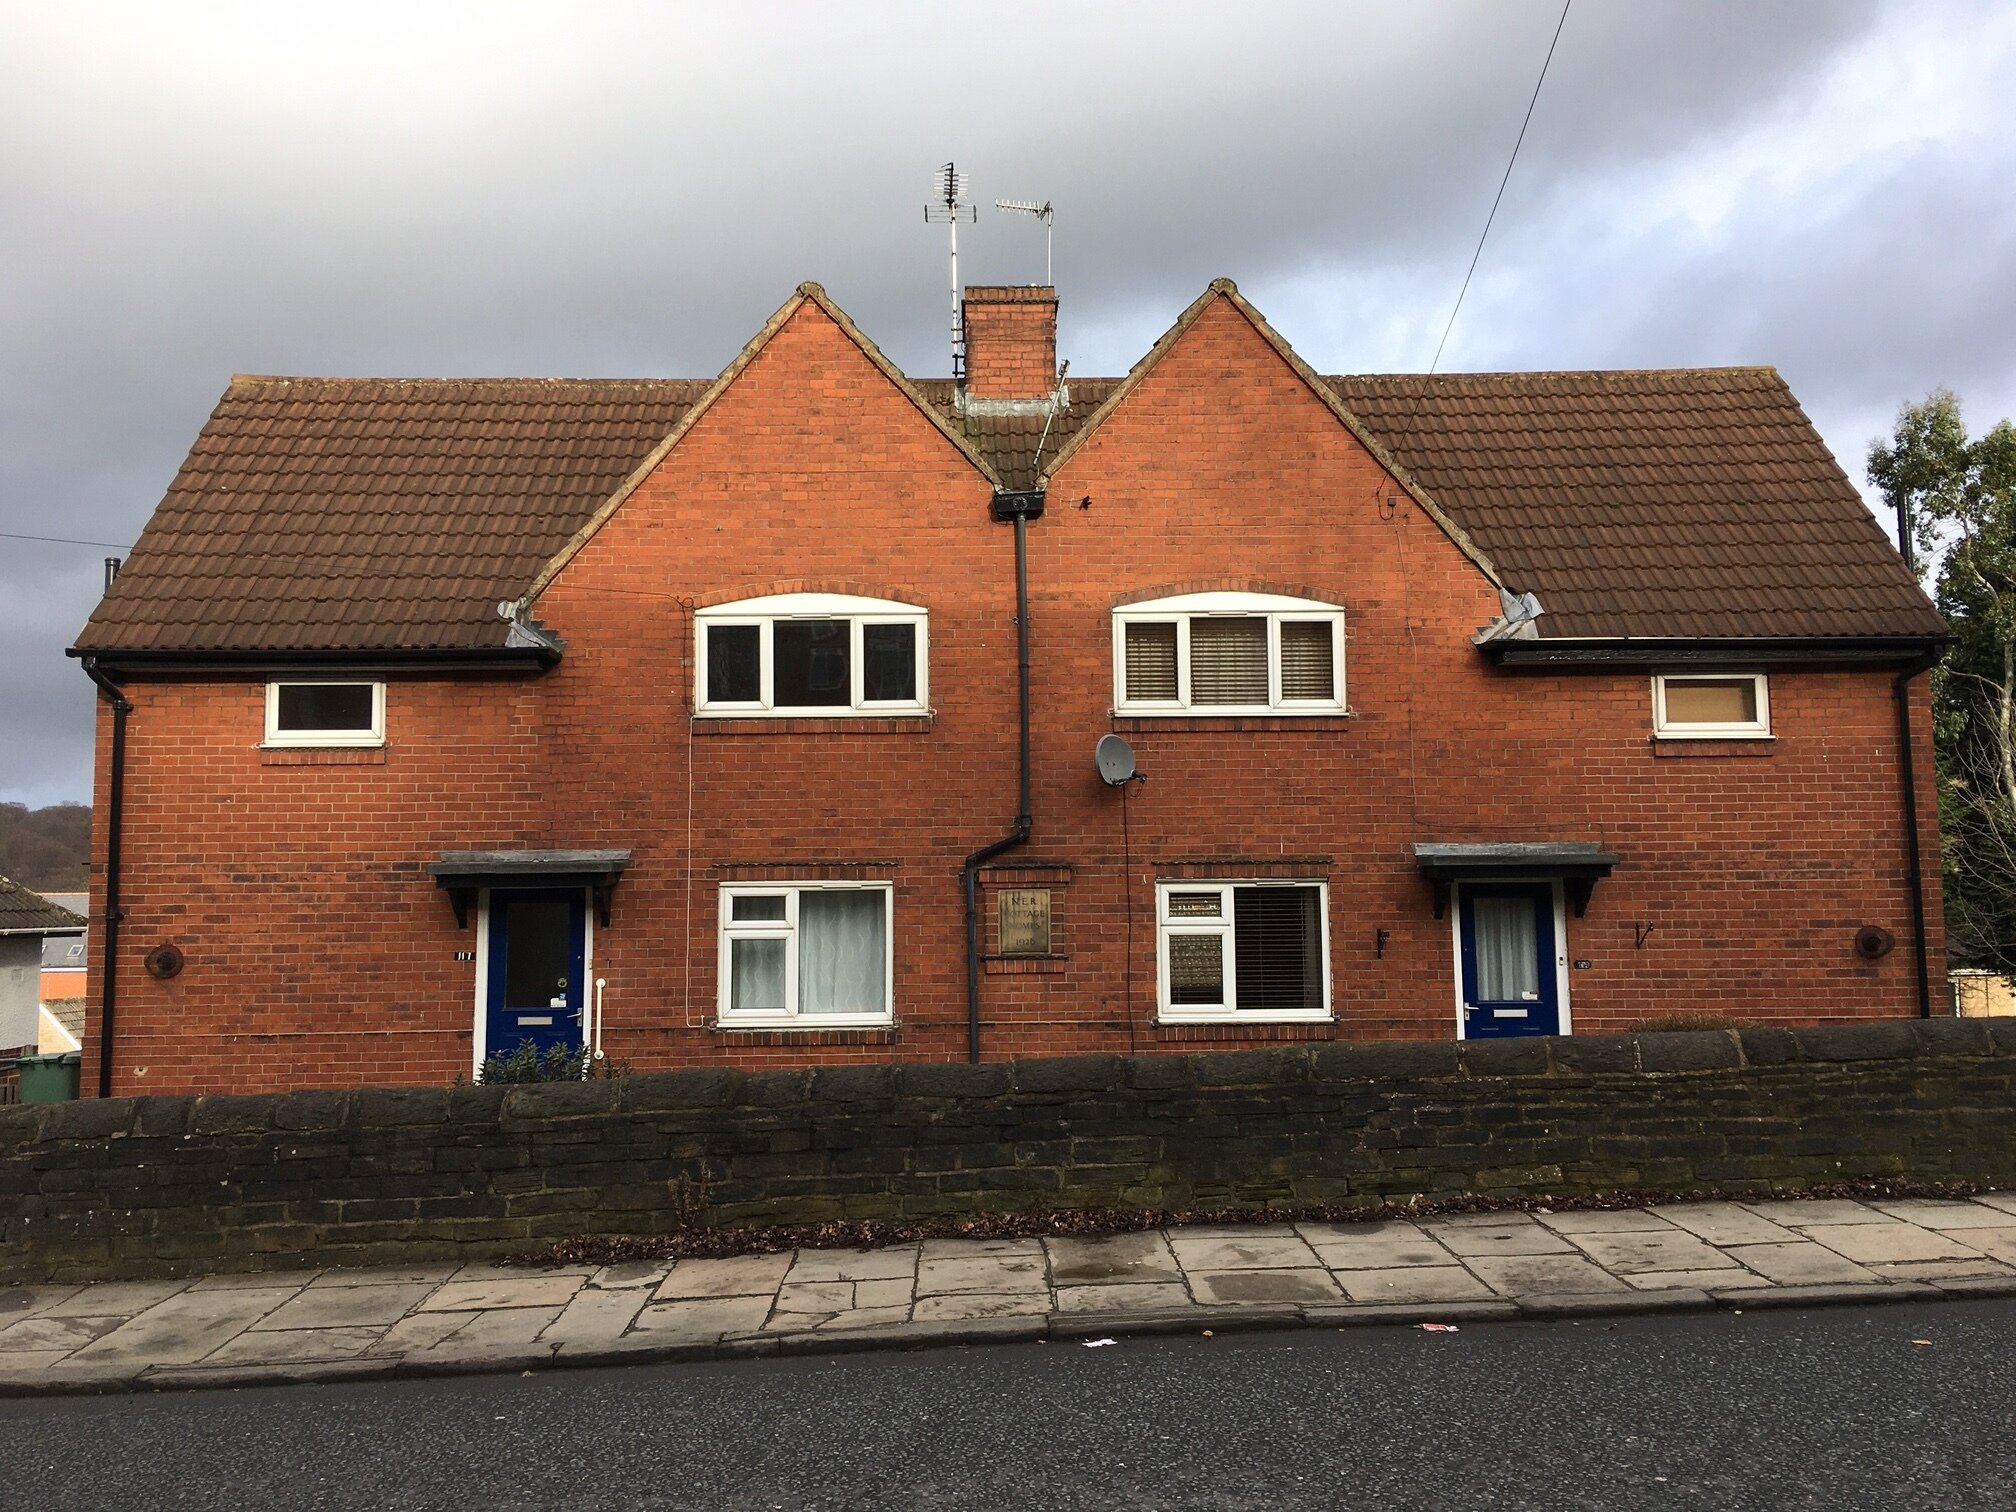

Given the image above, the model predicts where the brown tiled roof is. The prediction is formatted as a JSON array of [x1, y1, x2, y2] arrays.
[[77, 360, 1939, 655], [1329, 368, 1942, 641], [913, 380, 1120, 492], [79, 378, 709, 652], [0, 877, 87, 938]]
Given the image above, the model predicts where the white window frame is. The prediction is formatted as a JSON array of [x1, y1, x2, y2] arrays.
[[1155, 879, 1332, 1024], [717, 880, 895, 1028], [1113, 592, 1345, 715], [1651, 670, 1771, 740], [262, 679, 386, 748], [696, 594, 928, 717]]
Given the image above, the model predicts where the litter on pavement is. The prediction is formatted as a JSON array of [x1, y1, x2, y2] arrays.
[[1081, 1338, 1117, 1348], [1419, 1324, 1461, 1333]]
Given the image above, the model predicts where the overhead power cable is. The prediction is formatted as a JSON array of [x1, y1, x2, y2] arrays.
[[1424, 0, 1572, 377], [1370, 0, 1571, 515], [0, 530, 130, 550]]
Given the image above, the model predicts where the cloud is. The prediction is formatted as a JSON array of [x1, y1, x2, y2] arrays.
[[2, 0, 2011, 801]]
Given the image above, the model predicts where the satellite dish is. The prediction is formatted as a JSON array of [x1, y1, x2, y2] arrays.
[[1096, 734, 1138, 786]]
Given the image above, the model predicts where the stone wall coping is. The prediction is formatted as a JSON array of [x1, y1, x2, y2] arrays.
[[1, 1017, 2003, 1146]]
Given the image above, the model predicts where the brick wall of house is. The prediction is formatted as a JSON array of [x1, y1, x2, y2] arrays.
[[80, 296, 1944, 1094]]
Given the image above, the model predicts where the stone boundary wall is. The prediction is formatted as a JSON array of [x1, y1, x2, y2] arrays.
[[5, 1018, 2015, 1282]]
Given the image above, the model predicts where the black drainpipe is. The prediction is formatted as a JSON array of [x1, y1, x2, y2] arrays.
[[81, 658, 132, 1096], [963, 490, 1044, 1062], [1893, 647, 1941, 1018]]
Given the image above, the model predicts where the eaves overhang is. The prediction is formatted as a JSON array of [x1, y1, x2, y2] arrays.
[[68, 645, 561, 675], [1482, 635, 1949, 669]]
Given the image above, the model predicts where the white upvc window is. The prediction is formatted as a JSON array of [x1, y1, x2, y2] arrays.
[[718, 882, 894, 1027], [1113, 592, 1344, 714], [697, 594, 928, 716], [263, 680, 385, 747], [1652, 671, 1771, 739], [1155, 880, 1331, 1023]]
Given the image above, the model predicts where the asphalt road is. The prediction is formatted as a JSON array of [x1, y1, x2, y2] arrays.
[[4, 1300, 2015, 1511]]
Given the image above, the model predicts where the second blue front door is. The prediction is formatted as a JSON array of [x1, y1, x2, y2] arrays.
[[1458, 881, 1561, 1038], [485, 890, 586, 1062]]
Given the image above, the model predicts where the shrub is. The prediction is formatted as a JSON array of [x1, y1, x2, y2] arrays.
[[474, 1039, 627, 1085]]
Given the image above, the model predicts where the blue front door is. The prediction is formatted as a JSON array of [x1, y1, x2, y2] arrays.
[[1458, 882, 1560, 1038], [485, 889, 586, 1062]]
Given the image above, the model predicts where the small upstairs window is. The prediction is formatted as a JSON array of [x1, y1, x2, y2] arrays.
[[698, 595, 927, 716], [264, 681, 385, 747], [1114, 593, 1344, 714], [1653, 672, 1770, 739]]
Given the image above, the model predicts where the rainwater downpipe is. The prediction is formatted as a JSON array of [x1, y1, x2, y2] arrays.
[[1893, 647, 1941, 1018], [963, 490, 1043, 1062], [82, 657, 132, 1097]]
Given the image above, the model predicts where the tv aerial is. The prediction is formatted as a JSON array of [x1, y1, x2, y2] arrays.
[[925, 163, 977, 377], [996, 197, 1055, 284]]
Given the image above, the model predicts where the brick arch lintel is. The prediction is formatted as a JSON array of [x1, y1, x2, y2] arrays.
[[693, 580, 929, 612], [1108, 578, 1339, 610]]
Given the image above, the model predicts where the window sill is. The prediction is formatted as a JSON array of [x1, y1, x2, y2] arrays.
[[1652, 737, 1775, 758], [693, 714, 934, 735], [1111, 714, 1351, 733], [1154, 1021, 1337, 1043], [260, 746, 390, 766], [1157, 1013, 1334, 1027], [984, 954, 1070, 976], [714, 1017, 895, 1033], [709, 1022, 901, 1045]]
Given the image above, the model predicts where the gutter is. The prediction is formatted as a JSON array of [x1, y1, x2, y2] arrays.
[[64, 645, 558, 674], [962, 490, 1044, 1063], [80, 658, 132, 1099], [1485, 635, 1949, 668], [1893, 648, 1943, 1018]]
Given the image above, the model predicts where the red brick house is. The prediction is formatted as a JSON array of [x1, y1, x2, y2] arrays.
[[71, 279, 1946, 1096]]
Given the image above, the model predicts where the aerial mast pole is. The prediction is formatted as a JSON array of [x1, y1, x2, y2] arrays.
[[925, 163, 977, 378]]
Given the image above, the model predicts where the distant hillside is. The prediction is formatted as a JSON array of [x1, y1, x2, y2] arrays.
[[0, 803, 91, 891]]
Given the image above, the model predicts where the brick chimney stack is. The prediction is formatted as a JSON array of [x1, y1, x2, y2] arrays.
[[960, 286, 1059, 402]]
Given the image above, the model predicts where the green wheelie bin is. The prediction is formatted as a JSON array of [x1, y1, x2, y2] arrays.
[[16, 1050, 81, 1104]]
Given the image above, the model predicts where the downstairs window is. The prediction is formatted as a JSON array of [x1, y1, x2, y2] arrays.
[[1156, 882, 1329, 1021], [718, 883, 892, 1026]]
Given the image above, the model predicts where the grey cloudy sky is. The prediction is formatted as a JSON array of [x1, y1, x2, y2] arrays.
[[4, 0, 2013, 806]]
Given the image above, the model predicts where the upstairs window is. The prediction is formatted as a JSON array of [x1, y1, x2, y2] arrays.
[[1114, 593, 1344, 714], [264, 680, 385, 747], [697, 595, 927, 716], [1157, 881, 1330, 1021], [1653, 672, 1770, 739]]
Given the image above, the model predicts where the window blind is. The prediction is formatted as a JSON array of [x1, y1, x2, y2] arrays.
[[1232, 886, 1322, 1013], [1124, 621, 1179, 701], [1663, 678, 1756, 725], [1189, 618, 1268, 705], [1278, 621, 1335, 700]]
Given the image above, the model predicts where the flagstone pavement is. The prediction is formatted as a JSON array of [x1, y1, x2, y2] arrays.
[[8, 1194, 2016, 1394]]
